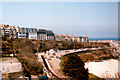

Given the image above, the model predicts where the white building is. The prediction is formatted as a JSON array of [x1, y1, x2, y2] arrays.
[[17, 27, 37, 39], [71, 35, 77, 42], [29, 33, 37, 39], [17, 27, 27, 38], [28, 28, 37, 39], [0, 24, 17, 38], [81, 36, 88, 42], [54, 34, 61, 41]]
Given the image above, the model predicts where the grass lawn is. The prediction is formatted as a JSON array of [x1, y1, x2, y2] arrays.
[[89, 73, 103, 80]]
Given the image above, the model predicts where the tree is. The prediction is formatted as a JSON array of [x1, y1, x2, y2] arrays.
[[25, 58, 43, 75], [2, 38, 15, 55], [2, 36, 7, 41], [60, 54, 89, 80]]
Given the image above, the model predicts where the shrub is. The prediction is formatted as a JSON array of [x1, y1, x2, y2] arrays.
[[21, 57, 43, 75], [26, 58, 43, 75], [60, 54, 89, 80]]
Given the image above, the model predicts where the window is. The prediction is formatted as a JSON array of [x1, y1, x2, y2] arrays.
[[30, 28, 32, 32], [34, 29, 36, 32], [25, 28, 27, 32], [27, 28, 29, 33], [20, 28, 22, 32]]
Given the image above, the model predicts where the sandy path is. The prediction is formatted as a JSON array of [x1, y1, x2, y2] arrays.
[[0, 57, 22, 74], [85, 59, 119, 78]]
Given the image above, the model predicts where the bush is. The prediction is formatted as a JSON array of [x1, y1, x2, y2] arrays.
[[60, 54, 89, 80], [21, 57, 43, 75], [26, 58, 43, 75]]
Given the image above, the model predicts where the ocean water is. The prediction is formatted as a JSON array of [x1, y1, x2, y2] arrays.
[[89, 38, 119, 41]]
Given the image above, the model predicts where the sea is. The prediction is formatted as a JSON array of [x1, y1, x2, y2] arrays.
[[89, 38, 119, 41]]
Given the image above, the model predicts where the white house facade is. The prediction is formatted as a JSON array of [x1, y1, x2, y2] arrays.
[[28, 28, 37, 39]]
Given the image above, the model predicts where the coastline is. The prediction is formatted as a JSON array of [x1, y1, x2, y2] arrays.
[[89, 38, 119, 41]]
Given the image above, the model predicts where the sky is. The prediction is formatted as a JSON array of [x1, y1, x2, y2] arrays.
[[1, 2, 118, 38]]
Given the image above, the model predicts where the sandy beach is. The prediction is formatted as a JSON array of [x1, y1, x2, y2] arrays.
[[85, 59, 119, 78]]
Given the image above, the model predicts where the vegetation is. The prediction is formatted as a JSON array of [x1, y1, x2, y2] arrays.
[[2, 36, 43, 76], [88, 73, 101, 80], [2, 36, 15, 56], [100, 72, 120, 78], [2, 37, 118, 76], [21, 57, 43, 75], [9, 72, 24, 79], [60, 54, 89, 80], [12, 38, 110, 53], [13, 38, 43, 75], [78, 48, 118, 62]]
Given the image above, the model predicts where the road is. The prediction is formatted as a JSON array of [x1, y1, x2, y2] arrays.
[[61, 47, 113, 56], [38, 53, 62, 79]]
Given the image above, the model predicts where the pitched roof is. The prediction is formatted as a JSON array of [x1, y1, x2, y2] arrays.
[[54, 34, 59, 36], [85, 36, 88, 38], [60, 34, 64, 37], [71, 35, 75, 37], [65, 34, 71, 37], [18, 28, 37, 33]]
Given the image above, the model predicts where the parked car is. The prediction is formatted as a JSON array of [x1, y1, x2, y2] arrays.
[[39, 75, 48, 80]]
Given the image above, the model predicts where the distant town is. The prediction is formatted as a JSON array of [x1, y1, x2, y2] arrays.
[[0, 24, 120, 79], [0, 24, 89, 42]]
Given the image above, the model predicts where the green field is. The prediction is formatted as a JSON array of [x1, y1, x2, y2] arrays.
[[89, 73, 103, 80]]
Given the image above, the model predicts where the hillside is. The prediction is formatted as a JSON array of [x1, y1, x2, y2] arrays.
[[1, 37, 119, 77], [2, 37, 117, 61], [13, 38, 110, 54]]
